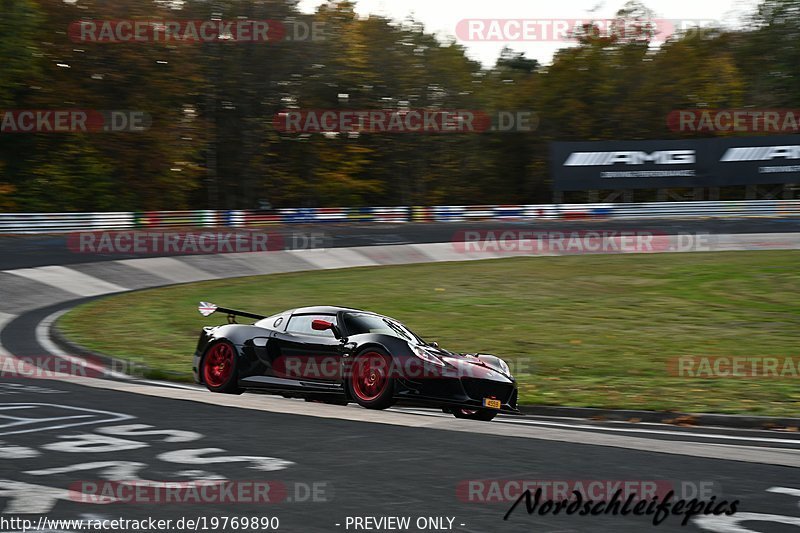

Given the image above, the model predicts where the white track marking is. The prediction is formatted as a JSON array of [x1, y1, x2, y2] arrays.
[[0, 442, 40, 459], [0, 312, 16, 357], [768, 486, 800, 502], [41, 434, 148, 454], [0, 383, 66, 396], [158, 448, 294, 472], [0, 478, 112, 514], [287, 247, 378, 269], [0, 415, 94, 430], [39, 309, 202, 388], [408, 242, 466, 262], [135, 380, 203, 391], [695, 512, 800, 532], [33, 308, 208, 390], [412, 241, 510, 262], [36, 309, 129, 380], [0, 404, 133, 437], [26, 461, 147, 479], [96, 424, 201, 443], [116, 257, 216, 283], [2, 266, 126, 297]]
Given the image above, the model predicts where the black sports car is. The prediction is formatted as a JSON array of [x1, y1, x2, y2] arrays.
[[193, 302, 518, 421]]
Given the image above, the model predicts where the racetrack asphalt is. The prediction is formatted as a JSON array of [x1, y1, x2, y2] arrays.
[[0, 220, 799, 532], [4, 217, 800, 269]]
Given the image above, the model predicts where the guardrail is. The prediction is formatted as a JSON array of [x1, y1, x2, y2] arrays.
[[1, 200, 799, 233]]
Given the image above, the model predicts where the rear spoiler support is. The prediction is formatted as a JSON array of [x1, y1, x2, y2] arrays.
[[198, 302, 267, 323]]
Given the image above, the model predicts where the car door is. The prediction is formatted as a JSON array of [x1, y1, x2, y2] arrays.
[[250, 313, 289, 375], [270, 313, 343, 384]]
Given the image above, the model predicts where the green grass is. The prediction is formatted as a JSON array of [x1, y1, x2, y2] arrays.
[[58, 251, 800, 417]]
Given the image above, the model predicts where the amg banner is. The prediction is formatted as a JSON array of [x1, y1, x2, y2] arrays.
[[551, 135, 800, 191]]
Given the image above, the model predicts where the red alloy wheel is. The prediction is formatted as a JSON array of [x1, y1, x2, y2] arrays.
[[203, 342, 235, 388], [351, 352, 390, 401]]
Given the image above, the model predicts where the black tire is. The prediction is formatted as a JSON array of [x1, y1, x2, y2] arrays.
[[201, 340, 244, 394], [347, 349, 396, 410], [452, 408, 498, 421]]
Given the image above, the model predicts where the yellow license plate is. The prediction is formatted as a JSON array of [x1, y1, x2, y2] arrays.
[[483, 398, 502, 409]]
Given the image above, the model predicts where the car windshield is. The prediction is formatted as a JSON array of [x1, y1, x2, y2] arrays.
[[343, 313, 425, 345]]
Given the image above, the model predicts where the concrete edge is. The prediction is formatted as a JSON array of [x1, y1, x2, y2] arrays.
[[519, 404, 800, 431]]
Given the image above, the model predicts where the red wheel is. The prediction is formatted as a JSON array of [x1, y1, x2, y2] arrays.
[[453, 408, 497, 421], [348, 350, 395, 409], [202, 341, 243, 394]]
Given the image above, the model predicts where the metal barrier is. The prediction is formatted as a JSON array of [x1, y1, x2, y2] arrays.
[[1, 200, 799, 234]]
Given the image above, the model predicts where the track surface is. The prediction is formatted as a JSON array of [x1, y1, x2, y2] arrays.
[[5, 218, 800, 269], [1, 221, 799, 532]]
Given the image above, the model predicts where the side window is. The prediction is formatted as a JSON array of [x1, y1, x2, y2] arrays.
[[286, 314, 337, 337], [254, 313, 288, 331]]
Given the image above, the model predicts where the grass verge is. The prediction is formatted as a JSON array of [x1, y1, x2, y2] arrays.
[[58, 251, 800, 416]]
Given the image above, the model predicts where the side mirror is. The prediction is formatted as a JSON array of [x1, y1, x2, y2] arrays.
[[312, 319, 342, 339], [312, 319, 333, 331], [429, 341, 439, 348]]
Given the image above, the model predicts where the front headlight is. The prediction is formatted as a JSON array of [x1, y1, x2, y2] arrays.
[[413, 346, 445, 367], [478, 354, 511, 376], [495, 358, 511, 376]]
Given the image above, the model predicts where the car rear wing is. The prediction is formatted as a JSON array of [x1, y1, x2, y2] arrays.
[[198, 302, 267, 323]]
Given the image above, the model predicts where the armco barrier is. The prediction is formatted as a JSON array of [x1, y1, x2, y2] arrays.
[[1, 200, 800, 234]]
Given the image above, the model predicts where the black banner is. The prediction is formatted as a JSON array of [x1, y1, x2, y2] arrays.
[[551, 135, 800, 191]]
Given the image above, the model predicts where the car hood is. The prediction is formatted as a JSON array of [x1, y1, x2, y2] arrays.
[[420, 346, 513, 381]]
